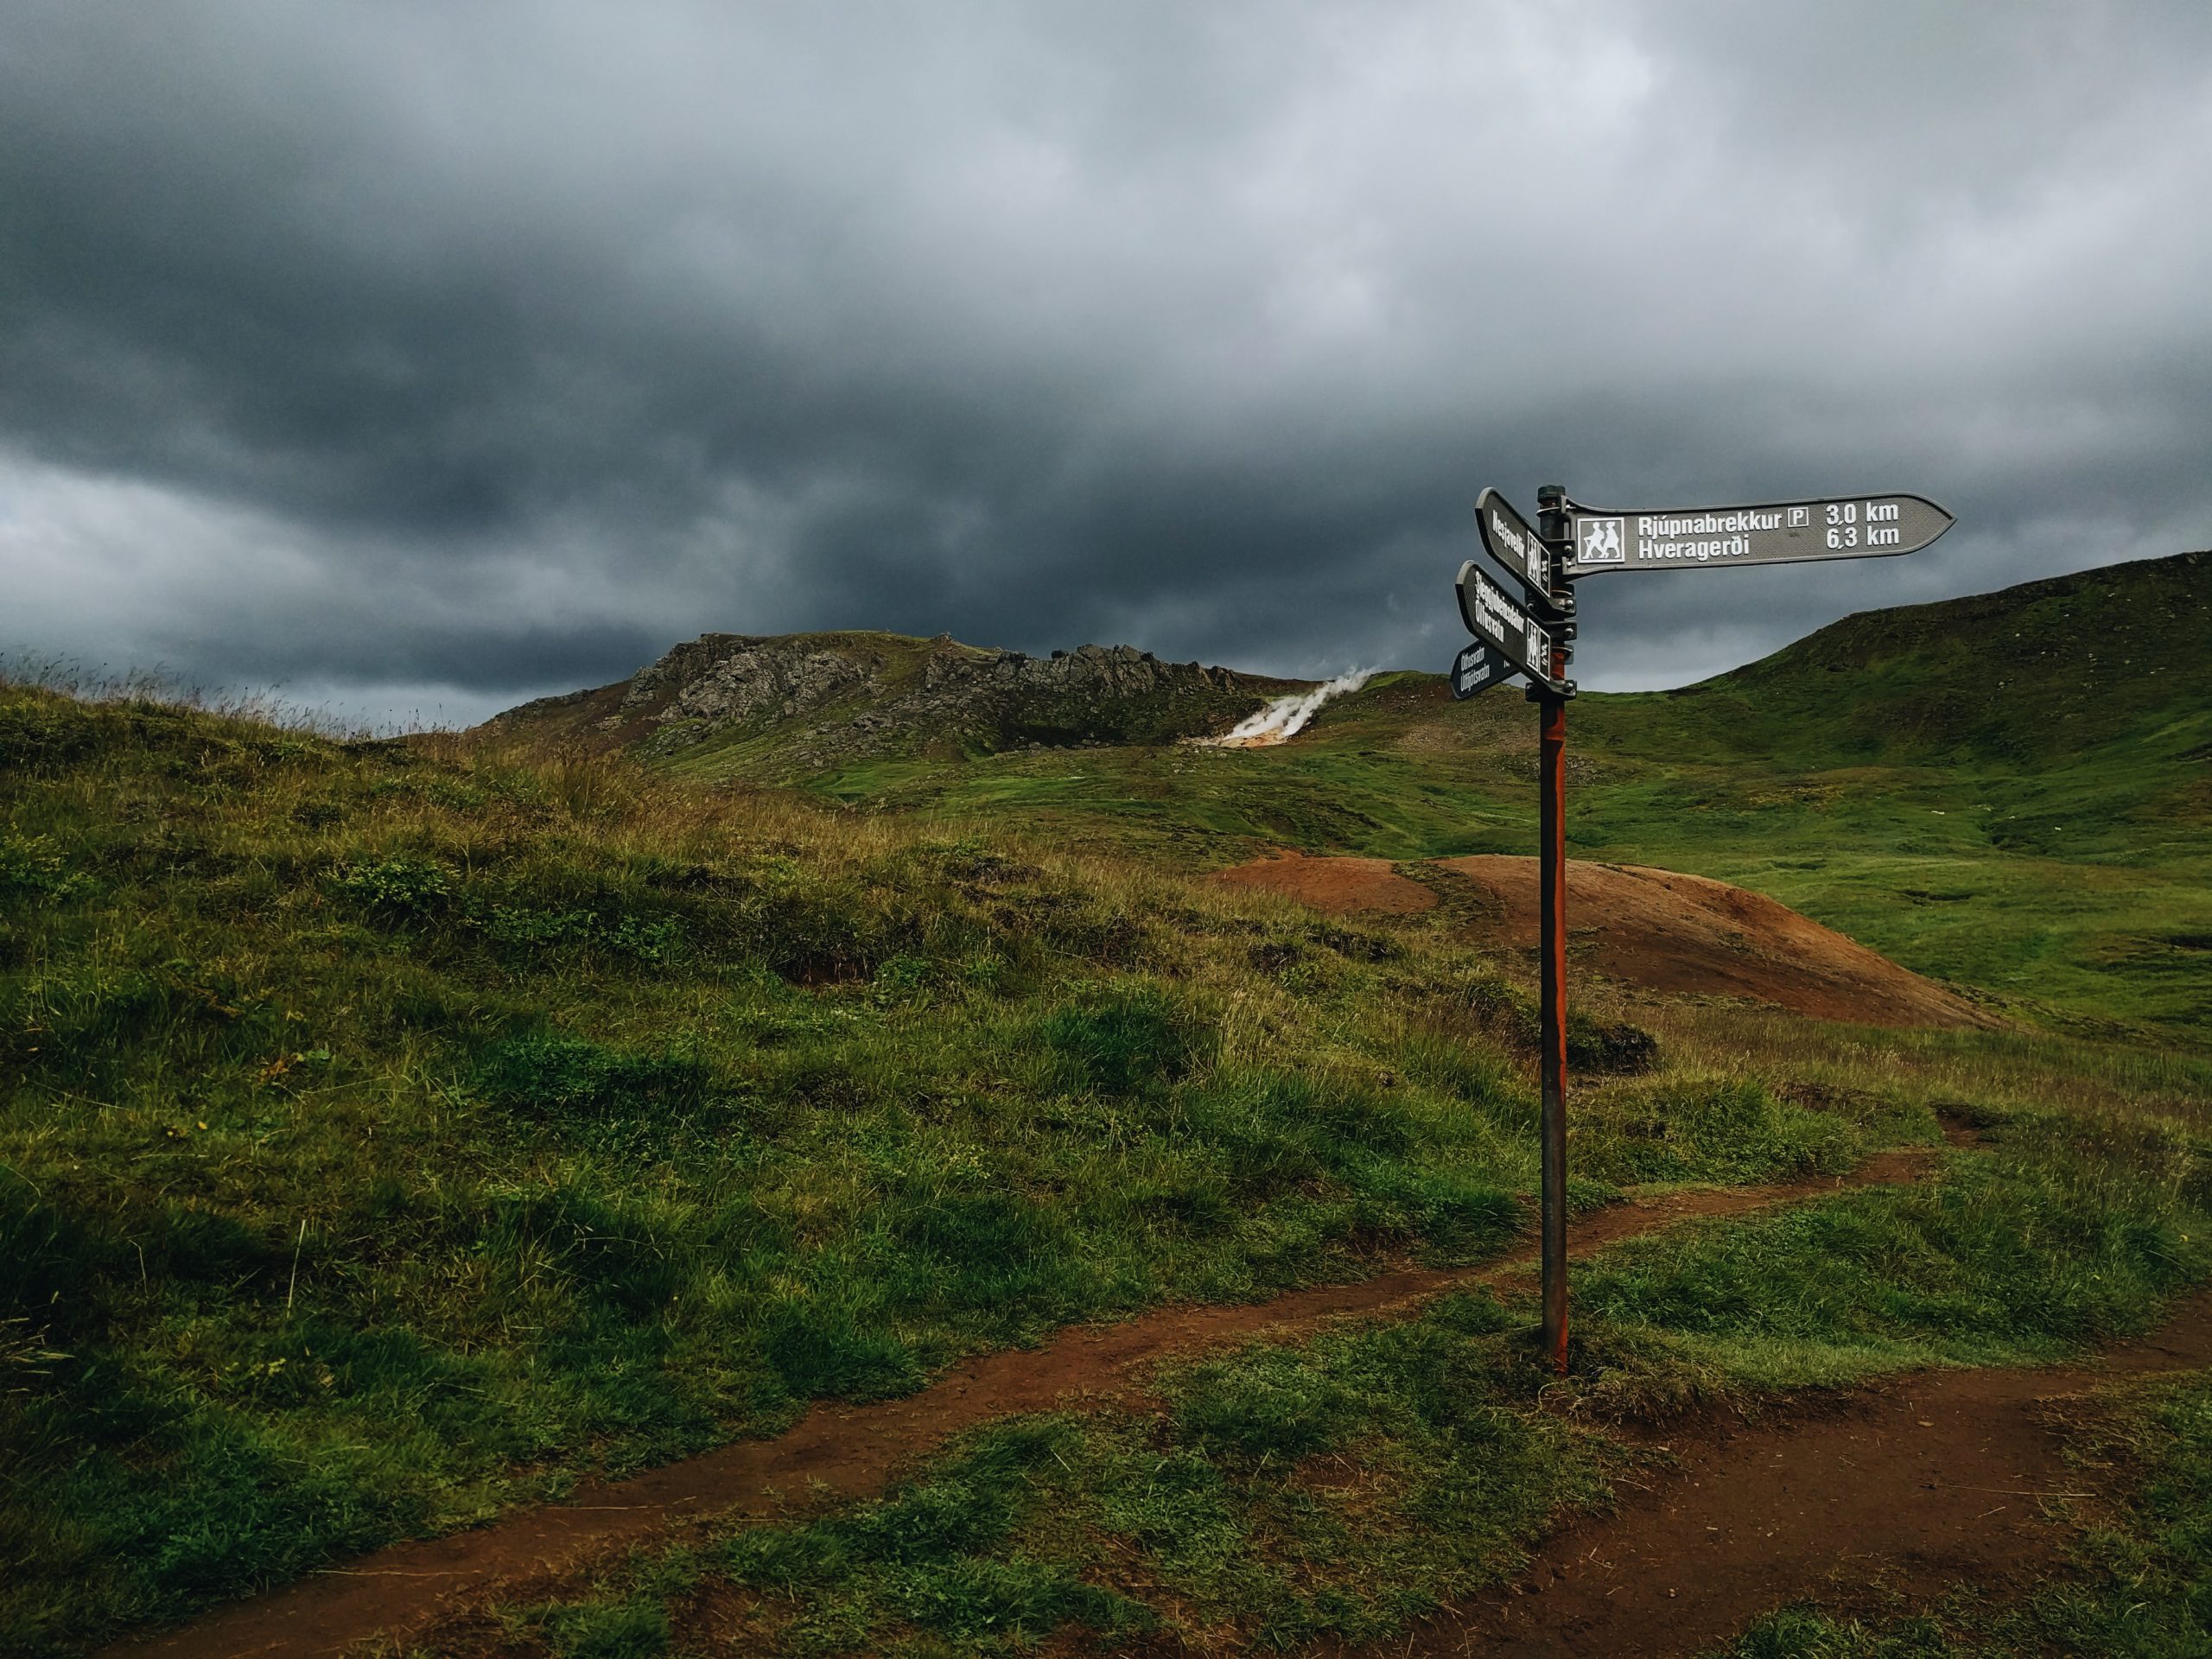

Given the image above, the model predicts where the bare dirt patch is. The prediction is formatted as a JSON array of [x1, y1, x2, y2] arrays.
[[1209, 849, 1439, 916], [1439, 855, 1993, 1028], [1213, 849, 1992, 1028], [1416, 1288, 2212, 1657], [100, 1156, 1935, 1659]]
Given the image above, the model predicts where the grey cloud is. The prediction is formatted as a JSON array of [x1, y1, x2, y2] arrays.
[[3, 0, 2209, 722]]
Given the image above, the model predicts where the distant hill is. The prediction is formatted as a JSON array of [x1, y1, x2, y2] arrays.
[[1295, 548, 2212, 766], [482, 629, 1293, 776], [1656, 550, 2212, 766], [492, 552, 2211, 791]]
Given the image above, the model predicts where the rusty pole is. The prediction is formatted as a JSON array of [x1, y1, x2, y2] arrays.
[[1536, 689, 1567, 1373], [1535, 485, 1573, 1376]]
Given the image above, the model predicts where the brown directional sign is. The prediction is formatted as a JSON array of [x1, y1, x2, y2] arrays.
[[1456, 559, 1560, 690], [1451, 639, 1516, 700], [1562, 493, 1953, 578], [1475, 487, 1556, 601]]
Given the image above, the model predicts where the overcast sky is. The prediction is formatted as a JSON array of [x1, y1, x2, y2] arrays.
[[4, 2, 2209, 727]]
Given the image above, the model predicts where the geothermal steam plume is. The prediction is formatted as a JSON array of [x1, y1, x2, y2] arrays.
[[1192, 668, 1375, 748]]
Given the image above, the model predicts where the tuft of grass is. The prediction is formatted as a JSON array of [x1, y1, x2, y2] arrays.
[[528, 1596, 673, 1659], [1040, 982, 1211, 1096], [717, 1420, 1157, 1654], [472, 1032, 742, 1154], [1573, 1077, 1869, 1188]]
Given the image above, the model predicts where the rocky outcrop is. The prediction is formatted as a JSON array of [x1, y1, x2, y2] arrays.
[[621, 637, 873, 726], [924, 641, 1240, 701], [483, 630, 1281, 775]]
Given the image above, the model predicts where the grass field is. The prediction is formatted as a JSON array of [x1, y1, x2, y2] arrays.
[[0, 682, 1940, 1651], [809, 717, 2211, 1033], [3, 553, 2207, 1658]]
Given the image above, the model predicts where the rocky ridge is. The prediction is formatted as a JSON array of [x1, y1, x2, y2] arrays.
[[483, 630, 1283, 774]]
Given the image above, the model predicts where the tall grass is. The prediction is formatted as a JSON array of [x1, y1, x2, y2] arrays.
[[0, 682, 1576, 1649]]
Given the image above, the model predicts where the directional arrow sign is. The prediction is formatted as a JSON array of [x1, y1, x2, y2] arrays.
[[1475, 486, 1558, 605], [1451, 639, 1516, 701], [1456, 559, 1560, 689], [1563, 493, 1953, 578]]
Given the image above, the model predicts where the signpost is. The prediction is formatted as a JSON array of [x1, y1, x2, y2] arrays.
[[1452, 481, 1953, 1375], [1456, 558, 1567, 691], [1563, 493, 1954, 578], [1477, 487, 1568, 613], [1449, 641, 1514, 701]]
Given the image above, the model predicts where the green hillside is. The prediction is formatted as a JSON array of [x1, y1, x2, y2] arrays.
[[771, 554, 2212, 1033], [3, 677, 2209, 1656], [1593, 550, 2211, 865], [1688, 549, 2211, 766], [4, 552, 2200, 1652]]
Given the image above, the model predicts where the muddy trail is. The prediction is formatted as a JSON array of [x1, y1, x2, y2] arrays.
[[1419, 1285, 2212, 1656], [102, 1151, 1945, 1659]]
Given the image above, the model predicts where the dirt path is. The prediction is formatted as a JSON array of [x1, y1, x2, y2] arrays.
[[1410, 1288, 2212, 1656], [99, 1153, 1939, 1659]]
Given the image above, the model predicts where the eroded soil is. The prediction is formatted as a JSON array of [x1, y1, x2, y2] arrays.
[[1213, 850, 1993, 1029], [1209, 849, 1440, 916]]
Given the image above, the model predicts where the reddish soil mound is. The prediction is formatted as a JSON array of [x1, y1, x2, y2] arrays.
[[1439, 856, 1992, 1028], [99, 1155, 1933, 1659], [1211, 849, 1990, 1028], [1209, 850, 1438, 916]]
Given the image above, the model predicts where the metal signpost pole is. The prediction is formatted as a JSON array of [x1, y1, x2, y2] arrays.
[[1534, 485, 1572, 1376], [1452, 476, 1950, 1380]]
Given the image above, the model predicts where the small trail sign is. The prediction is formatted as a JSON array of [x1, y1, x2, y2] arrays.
[[1450, 640, 1514, 700], [1451, 480, 1953, 1376], [1477, 487, 1566, 612], [1455, 558, 1565, 690], [1563, 493, 1954, 578]]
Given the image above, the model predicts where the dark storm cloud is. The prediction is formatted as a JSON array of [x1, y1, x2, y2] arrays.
[[3, 0, 2209, 721]]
